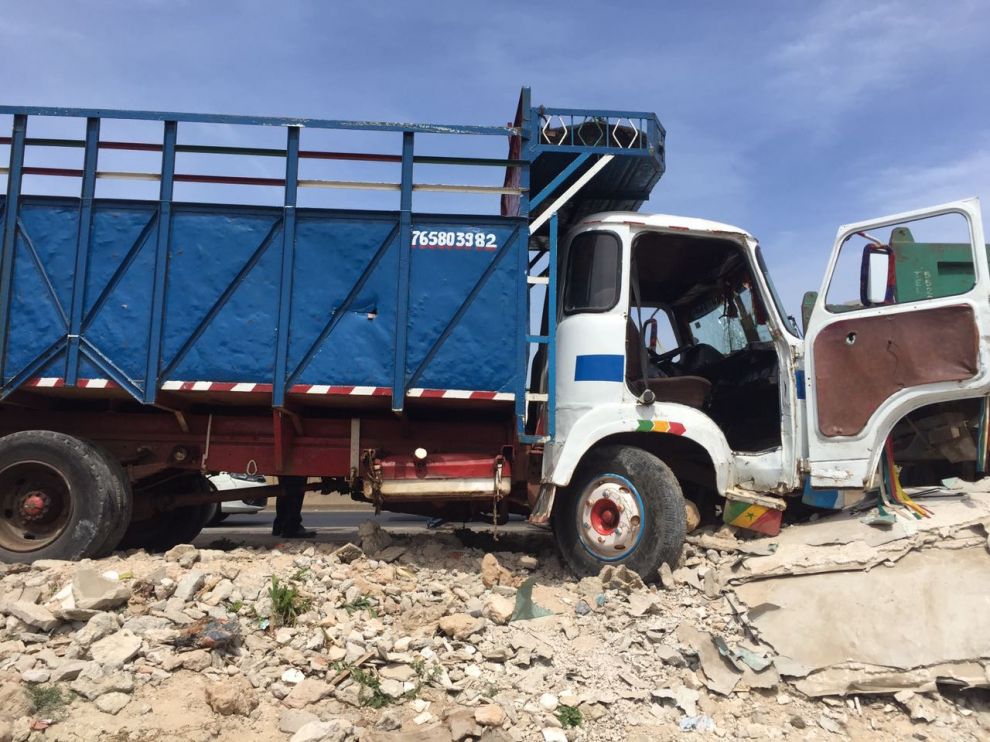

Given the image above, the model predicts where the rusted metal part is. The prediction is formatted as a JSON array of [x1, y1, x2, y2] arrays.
[[528, 482, 557, 525]]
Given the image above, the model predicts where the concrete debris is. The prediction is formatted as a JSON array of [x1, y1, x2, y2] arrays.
[[204, 675, 259, 716], [598, 563, 646, 592], [0, 489, 986, 739], [2, 601, 59, 631], [358, 520, 393, 556], [70, 568, 131, 610], [727, 487, 990, 697], [332, 542, 364, 564], [480, 553, 513, 588], [89, 630, 142, 668]]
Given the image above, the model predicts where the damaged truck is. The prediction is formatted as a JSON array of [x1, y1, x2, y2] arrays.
[[0, 89, 986, 577]]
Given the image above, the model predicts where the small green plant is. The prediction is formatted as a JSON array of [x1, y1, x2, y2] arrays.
[[349, 664, 391, 709], [268, 576, 311, 627], [226, 599, 244, 614], [331, 662, 391, 708], [342, 596, 377, 617], [290, 566, 311, 582], [27, 685, 68, 717], [557, 705, 582, 729]]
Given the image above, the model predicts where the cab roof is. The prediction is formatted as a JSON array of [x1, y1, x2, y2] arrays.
[[573, 211, 754, 241]]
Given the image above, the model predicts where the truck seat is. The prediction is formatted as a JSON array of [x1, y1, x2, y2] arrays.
[[626, 320, 711, 409]]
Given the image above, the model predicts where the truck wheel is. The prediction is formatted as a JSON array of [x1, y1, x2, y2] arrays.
[[118, 473, 215, 552], [552, 445, 686, 580], [0, 431, 116, 562], [87, 446, 134, 557], [204, 480, 227, 526]]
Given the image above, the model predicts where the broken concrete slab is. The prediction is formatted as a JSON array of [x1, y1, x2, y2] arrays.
[[675, 623, 741, 696], [719, 488, 990, 584], [732, 539, 990, 696]]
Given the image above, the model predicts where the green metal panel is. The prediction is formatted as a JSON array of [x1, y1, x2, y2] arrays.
[[891, 227, 990, 302]]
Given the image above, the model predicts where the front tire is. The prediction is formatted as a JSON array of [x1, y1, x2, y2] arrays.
[[552, 445, 686, 580]]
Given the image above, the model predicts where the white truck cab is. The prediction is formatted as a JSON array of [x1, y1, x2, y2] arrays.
[[538, 199, 988, 576]]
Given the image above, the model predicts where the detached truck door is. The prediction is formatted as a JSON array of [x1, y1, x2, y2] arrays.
[[803, 198, 988, 488]]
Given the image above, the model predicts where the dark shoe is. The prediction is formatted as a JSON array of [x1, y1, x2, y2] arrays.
[[281, 526, 316, 539], [271, 525, 282, 536]]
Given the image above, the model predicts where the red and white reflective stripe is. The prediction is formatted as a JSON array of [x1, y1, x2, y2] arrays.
[[288, 385, 513, 400], [26, 377, 513, 401], [26, 377, 119, 389], [287, 384, 392, 397], [161, 381, 275, 393], [407, 388, 514, 401]]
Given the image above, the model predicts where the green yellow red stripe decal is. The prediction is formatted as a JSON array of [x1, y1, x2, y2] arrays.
[[636, 419, 686, 435]]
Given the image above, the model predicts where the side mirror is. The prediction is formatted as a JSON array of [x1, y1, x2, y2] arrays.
[[860, 244, 896, 306], [801, 291, 817, 334], [643, 318, 658, 351]]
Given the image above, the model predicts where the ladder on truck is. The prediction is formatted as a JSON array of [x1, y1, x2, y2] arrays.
[[513, 89, 665, 443]]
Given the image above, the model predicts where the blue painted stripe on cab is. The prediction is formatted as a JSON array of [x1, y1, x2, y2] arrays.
[[795, 370, 806, 400], [574, 354, 624, 382]]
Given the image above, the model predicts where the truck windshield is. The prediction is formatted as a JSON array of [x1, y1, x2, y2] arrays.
[[755, 246, 797, 336], [563, 231, 621, 314], [688, 286, 772, 354]]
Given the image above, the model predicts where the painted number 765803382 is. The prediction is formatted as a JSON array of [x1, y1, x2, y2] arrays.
[[412, 230, 497, 251]]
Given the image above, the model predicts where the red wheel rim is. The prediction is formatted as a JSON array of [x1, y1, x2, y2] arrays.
[[589, 498, 620, 535]]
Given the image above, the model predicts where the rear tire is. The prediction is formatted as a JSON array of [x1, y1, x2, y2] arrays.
[[552, 445, 686, 581], [0, 431, 116, 562], [87, 445, 134, 557], [118, 473, 215, 552], [204, 480, 226, 526]]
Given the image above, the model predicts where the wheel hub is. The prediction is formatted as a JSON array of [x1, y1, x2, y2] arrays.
[[19, 491, 51, 522], [577, 477, 643, 560], [0, 461, 73, 553]]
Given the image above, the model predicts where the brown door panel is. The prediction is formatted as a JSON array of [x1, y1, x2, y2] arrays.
[[814, 305, 979, 437]]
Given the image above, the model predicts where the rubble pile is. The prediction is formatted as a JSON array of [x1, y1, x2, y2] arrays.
[[0, 506, 989, 742]]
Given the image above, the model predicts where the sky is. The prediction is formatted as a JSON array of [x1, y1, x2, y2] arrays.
[[1, 0, 988, 317]]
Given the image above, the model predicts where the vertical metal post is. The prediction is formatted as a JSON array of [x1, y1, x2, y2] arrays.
[[0, 114, 28, 386], [391, 131, 414, 412], [515, 89, 532, 434], [66, 116, 100, 385], [272, 125, 300, 408], [143, 120, 176, 403], [547, 212, 558, 440]]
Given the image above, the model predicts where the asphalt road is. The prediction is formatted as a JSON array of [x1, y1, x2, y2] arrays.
[[194, 508, 545, 550]]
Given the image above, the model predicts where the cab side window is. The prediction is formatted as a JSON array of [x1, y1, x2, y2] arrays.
[[563, 232, 621, 314]]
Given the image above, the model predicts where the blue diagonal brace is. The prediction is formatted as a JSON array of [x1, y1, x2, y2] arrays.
[[66, 116, 100, 385], [81, 212, 158, 330], [406, 225, 522, 390], [287, 222, 399, 386], [16, 219, 69, 328], [528, 152, 590, 210], [160, 216, 284, 382]]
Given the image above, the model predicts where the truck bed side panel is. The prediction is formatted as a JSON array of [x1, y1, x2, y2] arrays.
[[0, 195, 527, 400]]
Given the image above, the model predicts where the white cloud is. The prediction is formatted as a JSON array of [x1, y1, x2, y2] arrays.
[[768, 0, 985, 134], [857, 142, 990, 229]]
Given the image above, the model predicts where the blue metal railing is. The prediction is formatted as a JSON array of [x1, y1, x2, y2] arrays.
[[0, 89, 664, 441]]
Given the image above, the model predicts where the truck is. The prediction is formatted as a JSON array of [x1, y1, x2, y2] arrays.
[[0, 89, 986, 577]]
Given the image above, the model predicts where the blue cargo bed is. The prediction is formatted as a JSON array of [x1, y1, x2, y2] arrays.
[[0, 88, 664, 433]]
